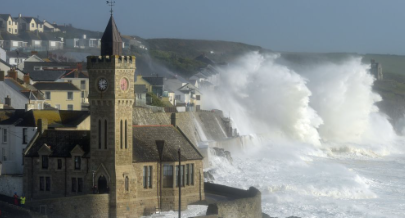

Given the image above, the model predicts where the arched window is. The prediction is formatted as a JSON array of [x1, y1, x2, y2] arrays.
[[125, 120, 127, 149], [125, 176, 129, 192], [104, 119, 108, 149], [120, 120, 123, 149], [98, 120, 101, 149]]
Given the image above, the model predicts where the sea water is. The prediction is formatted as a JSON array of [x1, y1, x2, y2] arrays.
[[202, 52, 405, 217]]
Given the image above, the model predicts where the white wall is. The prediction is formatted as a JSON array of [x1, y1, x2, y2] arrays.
[[0, 175, 23, 196]]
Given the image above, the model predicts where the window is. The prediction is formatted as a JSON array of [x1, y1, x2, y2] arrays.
[[81, 91, 85, 99], [143, 166, 147, 189], [67, 92, 73, 100], [80, 80, 86, 89], [2, 129, 7, 143], [78, 178, 83, 192], [40, 176, 50, 191], [67, 104, 73, 110], [46, 177, 51, 191], [42, 155, 49, 169], [55, 104, 61, 110], [176, 165, 185, 187], [40, 177, 44, 191], [57, 159, 62, 169], [125, 176, 129, 192], [72, 178, 77, 192], [8, 28, 11, 32], [98, 120, 101, 149], [186, 164, 189, 185], [175, 95, 181, 100], [163, 164, 173, 188], [196, 95, 200, 100], [45, 91, 51, 100], [50, 41, 56, 47], [22, 149, 25, 165], [104, 120, 107, 149], [143, 166, 153, 189], [120, 120, 123, 149], [125, 120, 127, 149], [2, 148, 6, 161], [15, 29, 17, 33], [191, 164, 194, 185], [8, 21, 11, 25], [31, 23, 34, 27], [35, 40, 40, 45], [74, 156, 81, 170], [22, 128, 28, 144], [148, 166, 152, 188]]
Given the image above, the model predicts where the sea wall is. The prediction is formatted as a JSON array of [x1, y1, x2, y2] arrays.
[[0, 175, 23, 197], [204, 183, 262, 218], [0, 200, 45, 218], [27, 194, 109, 218]]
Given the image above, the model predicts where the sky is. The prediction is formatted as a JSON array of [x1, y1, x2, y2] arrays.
[[3, 0, 405, 55]]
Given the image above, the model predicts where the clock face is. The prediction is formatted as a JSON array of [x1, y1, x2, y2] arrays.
[[98, 78, 108, 91], [120, 78, 129, 91]]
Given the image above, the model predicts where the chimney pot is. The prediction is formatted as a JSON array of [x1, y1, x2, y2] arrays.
[[0, 71, 4, 81]]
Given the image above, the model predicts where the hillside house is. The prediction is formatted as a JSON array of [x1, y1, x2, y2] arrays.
[[0, 70, 44, 110], [15, 15, 44, 33], [0, 14, 18, 34], [134, 74, 164, 96], [33, 82, 81, 110]]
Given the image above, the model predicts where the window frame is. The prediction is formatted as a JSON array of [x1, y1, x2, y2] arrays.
[[42, 155, 49, 169], [45, 91, 51, 100], [74, 156, 81, 170], [67, 104, 73, 110], [67, 91, 73, 100], [163, 164, 173, 188], [2, 128, 7, 143], [22, 128, 28, 144]]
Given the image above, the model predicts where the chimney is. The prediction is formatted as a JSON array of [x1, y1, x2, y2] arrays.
[[23, 73, 30, 85], [5, 95, 11, 106], [31, 51, 38, 56], [171, 113, 177, 127], [8, 69, 17, 81], [37, 119, 48, 135], [0, 71, 4, 81], [25, 103, 34, 111], [19, 14, 22, 18]]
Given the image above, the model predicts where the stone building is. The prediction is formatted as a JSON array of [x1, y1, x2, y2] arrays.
[[23, 14, 204, 217]]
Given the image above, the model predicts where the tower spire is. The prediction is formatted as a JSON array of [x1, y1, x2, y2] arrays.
[[100, 2, 123, 56]]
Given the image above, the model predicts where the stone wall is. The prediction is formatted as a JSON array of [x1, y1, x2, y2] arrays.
[[205, 183, 262, 218], [0, 175, 23, 197], [27, 194, 109, 218]]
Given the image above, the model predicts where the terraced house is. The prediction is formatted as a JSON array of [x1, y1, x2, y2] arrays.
[[23, 14, 204, 217]]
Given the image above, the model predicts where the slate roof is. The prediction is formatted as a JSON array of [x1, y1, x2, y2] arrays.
[[6, 51, 29, 58], [101, 15, 122, 56], [0, 109, 25, 125], [143, 76, 164, 86], [134, 84, 147, 94], [29, 70, 69, 81], [133, 125, 203, 162], [33, 82, 80, 91], [0, 14, 11, 20], [20, 90, 45, 101], [25, 130, 90, 158], [1, 33, 23, 41], [62, 70, 88, 79]]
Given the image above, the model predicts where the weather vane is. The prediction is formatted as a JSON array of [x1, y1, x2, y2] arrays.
[[106, 1, 115, 16]]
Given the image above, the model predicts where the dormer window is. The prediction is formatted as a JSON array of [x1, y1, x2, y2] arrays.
[[74, 156, 81, 170], [42, 155, 49, 169]]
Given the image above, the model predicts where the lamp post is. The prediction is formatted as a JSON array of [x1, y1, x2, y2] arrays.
[[178, 148, 181, 218], [156, 140, 165, 212]]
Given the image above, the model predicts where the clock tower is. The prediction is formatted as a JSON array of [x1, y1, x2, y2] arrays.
[[87, 15, 136, 217]]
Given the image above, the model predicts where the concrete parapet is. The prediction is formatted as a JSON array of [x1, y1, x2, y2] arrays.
[[204, 182, 262, 218]]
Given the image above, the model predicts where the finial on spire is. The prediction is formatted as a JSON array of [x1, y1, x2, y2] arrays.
[[106, 1, 115, 16]]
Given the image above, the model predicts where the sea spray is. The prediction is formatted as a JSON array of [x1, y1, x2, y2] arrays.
[[200, 52, 405, 217]]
